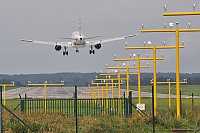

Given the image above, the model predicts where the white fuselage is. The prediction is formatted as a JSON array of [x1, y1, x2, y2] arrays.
[[71, 31, 86, 48]]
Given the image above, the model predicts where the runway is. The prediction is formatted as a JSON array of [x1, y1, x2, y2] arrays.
[[3, 87, 199, 99]]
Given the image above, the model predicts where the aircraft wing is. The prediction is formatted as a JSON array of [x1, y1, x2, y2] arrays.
[[20, 39, 72, 47], [86, 34, 137, 46]]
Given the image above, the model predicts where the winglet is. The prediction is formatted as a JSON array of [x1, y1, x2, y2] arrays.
[[20, 39, 33, 42], [125, 34, 138, 38]]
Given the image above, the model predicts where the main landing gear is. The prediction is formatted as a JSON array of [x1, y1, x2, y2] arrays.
[[63, 46, 68, 56], [89, 45, 95, 55], [76, 49, 79, 53]]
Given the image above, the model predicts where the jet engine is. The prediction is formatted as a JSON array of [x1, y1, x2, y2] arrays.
[[94, 43, 101, 49], [55, 45, 62, 51]]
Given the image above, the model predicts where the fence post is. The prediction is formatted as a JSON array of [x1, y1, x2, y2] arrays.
[[123, 92, 128, 117], [192, 93, 194, 110], [123, 92, 125, 117], [25, 93, 27, 112], [180, 91, 182, 117], [129, 91, 132, 117], [0, 86, 2, 133], [21, 99, 25, 113], [74, 86, 78, 133], [152, 86, 155, 133]]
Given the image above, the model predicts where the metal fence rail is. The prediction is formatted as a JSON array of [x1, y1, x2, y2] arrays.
[[21, 98, 126, 117]]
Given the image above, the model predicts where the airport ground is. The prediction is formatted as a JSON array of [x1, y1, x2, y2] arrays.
[[1, 85, 200, 132], [4, 85, 200, 99]]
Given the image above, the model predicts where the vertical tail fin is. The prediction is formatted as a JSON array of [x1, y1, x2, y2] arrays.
[[79, 18, 81, 35]]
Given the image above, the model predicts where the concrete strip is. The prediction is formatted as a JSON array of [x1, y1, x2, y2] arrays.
[[2, 87, 199, 99]]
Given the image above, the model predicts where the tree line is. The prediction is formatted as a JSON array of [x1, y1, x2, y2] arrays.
[[0, 72, 199, 87]]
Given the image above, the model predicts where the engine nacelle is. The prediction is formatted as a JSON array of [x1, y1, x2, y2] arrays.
[[55, 45, 62, 51], [94, 43, 101, 49]]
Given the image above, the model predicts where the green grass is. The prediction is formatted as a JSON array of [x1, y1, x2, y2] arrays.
[[125, 85, 200, 96], [2, 85, 200, 132], [4, 98, 21, 111], [2, 106, 200, 133]]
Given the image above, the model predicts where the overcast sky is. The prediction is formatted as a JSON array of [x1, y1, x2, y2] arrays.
[[0, 0, 199, 74]]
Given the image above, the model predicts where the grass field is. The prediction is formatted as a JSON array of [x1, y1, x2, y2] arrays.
[[2, 85, 200, 132], [3, 98, 200, 132], [122, 85, 200, 96]]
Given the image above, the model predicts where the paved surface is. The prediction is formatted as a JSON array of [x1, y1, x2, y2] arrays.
[[3, 87, 199, 99]]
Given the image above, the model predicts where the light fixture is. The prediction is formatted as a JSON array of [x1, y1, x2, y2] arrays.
[[163, 41, 166, 46], [169, 22, 173, 29], [141, 24, 144, 29], [125, 42, 128, 47], [176, 22, 179, 28], [163, 23, 167, 29], [147, 41, 151, 46], [163, 5, 167, 12], [192, 4, 196, 11], [181, 41, 184, 46], [61, 80, 64, 84], [188, 22, 191, 28]]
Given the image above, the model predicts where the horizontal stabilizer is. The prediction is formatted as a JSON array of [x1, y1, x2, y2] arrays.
[[86, 36, 102, 39], [59, 37, 73, 39]]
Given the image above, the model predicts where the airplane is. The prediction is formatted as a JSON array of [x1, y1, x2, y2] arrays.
[[20, 22, 137, 56]]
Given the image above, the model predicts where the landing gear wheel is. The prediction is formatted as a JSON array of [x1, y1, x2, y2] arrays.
[[63, 46, 68, 56], [76, 49, 79, 53], [89, 50, 95, 55], [63, 51, 68, 56]]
